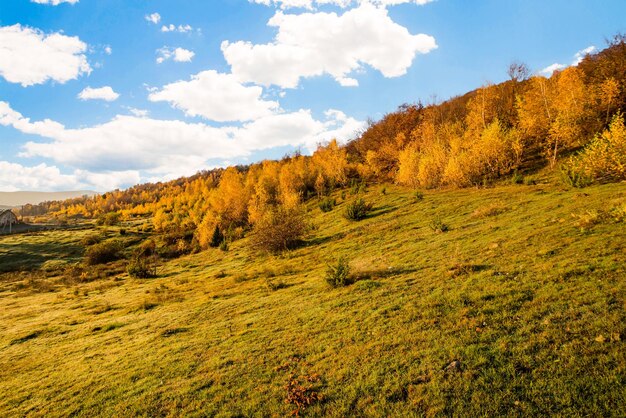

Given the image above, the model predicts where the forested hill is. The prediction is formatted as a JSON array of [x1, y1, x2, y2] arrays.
[[20, 36, 626, 249]]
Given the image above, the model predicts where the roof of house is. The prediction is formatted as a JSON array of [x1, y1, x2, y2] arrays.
[[0, 209, 16, 217]]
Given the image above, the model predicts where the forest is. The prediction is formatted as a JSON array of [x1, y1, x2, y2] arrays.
[[19, 36, 626, 257]]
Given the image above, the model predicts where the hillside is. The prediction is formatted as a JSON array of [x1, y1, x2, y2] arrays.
[[1, 177, 624, 416], [0, 191, 98, 208]]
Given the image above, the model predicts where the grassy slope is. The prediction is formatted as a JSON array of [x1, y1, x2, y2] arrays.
[[0, 179, 625, 417]]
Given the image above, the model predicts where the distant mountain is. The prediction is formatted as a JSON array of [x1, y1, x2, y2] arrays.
[[0, 191, 98, 207]]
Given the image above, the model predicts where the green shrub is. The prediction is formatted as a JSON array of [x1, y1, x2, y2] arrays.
[[209, 225, 225, 248], [136, 239, 157, 257], [97, 212, 121, 226], [344, 198, 372, 221], [126, 254, 157, 279], [350, 179, 367, 195], [429, 218, 450, 233], [219, 240, 229, 252], [413, 191, 424, 202], [319, 197, 336, 213], [81, 233, 103, 246], [610, 202, 626, 222], [511, 170, 523, 184], [325, 257, 352, 287], [85, 240, 123, 265], [560, 163, 592, 188]]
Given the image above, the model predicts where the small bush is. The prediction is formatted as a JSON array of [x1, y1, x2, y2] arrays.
[[265, 278, 288, 291], [610, 202, 626, 222], [127, 254, 158, 279], [429, 218, 450, 233], [85, 240, 123, 265], [253, 206, 308, 253], [319, 197, 336, 213], [325, 257, 351, 287], [209, 225, 224, 248], [510, 170, 523, 184], [81, 233, 103, 246], [471, 203, 509, 218], [571, 210, 604, 231], [219, 240, 229, 252], [523, 176, 537, 185], [413, 191, 424, 202], [41, 260, 68, 272], [350, 179, 367, 195], [344, 198, 373, 221], [560, 164, 592, 188], [97, 212, 121, 226], [136, 239, 157, 257]]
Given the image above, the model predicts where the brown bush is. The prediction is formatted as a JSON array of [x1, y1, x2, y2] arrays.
[[252, 206, 308, 253]]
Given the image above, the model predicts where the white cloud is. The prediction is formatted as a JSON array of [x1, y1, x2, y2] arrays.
[[31, 0, 79, 5], [145, 13, 161, 24], [127, 108, 149, 117], [161, 24, 193, 33], [156, 47, 195, 63], [149, 70, 280, 122], [77, 86, 120, 102], [0, 161, 138, 192], [540, 45, 596, 76], [573, 45, 596, 65], [1, 101, 364, 184], [0, 24, 91, 87], [540, 63, 566, 76], [104, 46, 112, 55], [222, 4, 437, 88], [250, 0, 435, 10]]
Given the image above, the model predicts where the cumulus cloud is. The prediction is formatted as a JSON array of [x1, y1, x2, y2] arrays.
[[78, 86, 120, 102], [156, 47, 195, 63], [161, 24, 193, 33], [0, 24, 91, 87], [250, 0, 435, 10], [540, 45, 596, 76], [222, 4, 437, 88], [573, 45, 596, 65], [145, 13, 161, 24], [31, 0, 79, 5], [148, 70, 280, 122], [1, 101, 364, 186], [0, 161, 138, 192]]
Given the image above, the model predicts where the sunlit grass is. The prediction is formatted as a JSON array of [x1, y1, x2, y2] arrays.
[[0, 179, 625, 416]]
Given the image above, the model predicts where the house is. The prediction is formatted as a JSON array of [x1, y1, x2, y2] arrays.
[[0, 209, 18, 229]]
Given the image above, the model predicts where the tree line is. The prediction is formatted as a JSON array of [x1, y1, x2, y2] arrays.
[[20, 35, 626, 250]]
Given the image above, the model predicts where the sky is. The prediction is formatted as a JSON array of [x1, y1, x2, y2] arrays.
[[0, 0, 625, 192]]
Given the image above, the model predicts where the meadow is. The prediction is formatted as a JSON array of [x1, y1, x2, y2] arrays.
[[0, 178, 625, 417]]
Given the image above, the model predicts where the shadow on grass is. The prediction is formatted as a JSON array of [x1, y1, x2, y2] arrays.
[[365, 205, 399, 219], [352, 266, 419, 282], [447, 263, 490, 277], [0, 251, 52, 273]]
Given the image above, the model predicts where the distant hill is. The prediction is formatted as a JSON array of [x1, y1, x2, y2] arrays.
[[0, 191, 98, 208]]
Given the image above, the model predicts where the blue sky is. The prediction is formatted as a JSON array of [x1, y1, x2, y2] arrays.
[[0, 0, 625, 192]]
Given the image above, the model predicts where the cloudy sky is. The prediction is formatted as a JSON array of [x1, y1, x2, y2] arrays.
[[1, 0, 625, 192]]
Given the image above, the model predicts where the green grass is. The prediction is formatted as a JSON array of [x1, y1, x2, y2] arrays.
[[0, 180, 625, 416]]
